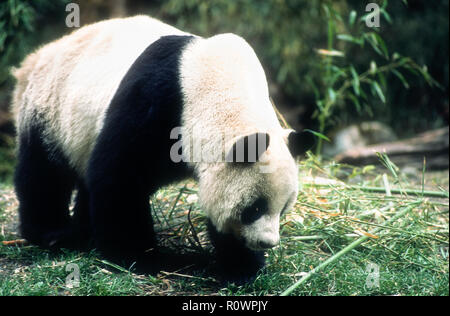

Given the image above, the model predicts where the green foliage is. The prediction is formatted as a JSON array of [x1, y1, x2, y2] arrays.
[[158, 0, 335, 103], [0, 133, 15, 183], [158, 2, 323, 146], [0, 0, 69, 85], [1, 160, 448, 295], [156, 0, 447, 139], [309, 1, 440, 154], [165, 0, 445, 156], [0, 0, 69, 182]]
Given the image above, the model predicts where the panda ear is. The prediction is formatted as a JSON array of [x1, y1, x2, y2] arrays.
[[287, 130, 316, 157], [226, 132, 270, 163]]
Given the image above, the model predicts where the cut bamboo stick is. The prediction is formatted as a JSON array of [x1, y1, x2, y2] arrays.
[[280, 201, 422, 296]]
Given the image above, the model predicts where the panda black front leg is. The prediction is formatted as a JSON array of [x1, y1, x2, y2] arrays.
[[86, 142, 157, 270], [85, 146, 197, 274], [69, 182, 93, 250]]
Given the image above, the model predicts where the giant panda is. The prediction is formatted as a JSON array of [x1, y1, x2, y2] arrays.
[[12, 16, 315, 282]]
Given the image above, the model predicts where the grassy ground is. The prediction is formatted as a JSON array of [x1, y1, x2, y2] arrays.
[[0, 156, 448, 296]]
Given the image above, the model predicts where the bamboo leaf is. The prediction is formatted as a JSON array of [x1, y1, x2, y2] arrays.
[[350, 66, 360, 96], [349, 10, 357, 26], [337, 34, 363, 45], [372, 33, 389, 59], [378, 72, 387, 89], [316, 100, 324, 111], [303, 129, 331, 142], [391, 69, 410, 89], [380, 8, 392, 24], [347, 93, 362, 114], [365, 33, 389, 59], [306, 76, 320, 100], [327, 88, 336, 104], [370, 61, 377, 74], [392, 52, 401, 60], [316, 49, 345, 57], [329, 65, 347, 85], [372, 81, 386, 103]]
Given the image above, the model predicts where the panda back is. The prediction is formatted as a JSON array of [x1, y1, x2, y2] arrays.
[[13, 16, 188, 174], [179, 34, 283, 166]]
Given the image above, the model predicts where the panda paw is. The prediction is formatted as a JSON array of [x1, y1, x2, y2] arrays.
[[23, 226, 92, 251], [219, 267, 264, 286]]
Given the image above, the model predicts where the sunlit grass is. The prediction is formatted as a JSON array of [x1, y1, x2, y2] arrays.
[[0, 155, 448, 296]]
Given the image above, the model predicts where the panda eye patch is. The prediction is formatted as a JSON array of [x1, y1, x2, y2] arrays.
[[241, 197, 268, 225]]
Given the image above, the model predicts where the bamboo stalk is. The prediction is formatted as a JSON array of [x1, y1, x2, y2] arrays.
[[303, 183, 449, 198], [167, 184, 187, 219], [283, 234, 360, 242], [280, 201, 422, 296], [2, 239, 28, 246]]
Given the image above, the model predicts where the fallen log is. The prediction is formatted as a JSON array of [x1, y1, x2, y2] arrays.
[[335, 126, 449, 169]]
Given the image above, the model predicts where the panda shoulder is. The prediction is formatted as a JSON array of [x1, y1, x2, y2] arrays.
[[204, 33, 254, 54]]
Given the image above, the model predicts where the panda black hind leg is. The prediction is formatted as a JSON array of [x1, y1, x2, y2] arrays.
[[14, 124, 76, 249]]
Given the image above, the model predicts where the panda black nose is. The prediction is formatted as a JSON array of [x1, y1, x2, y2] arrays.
[[257, 240, 277, 249]]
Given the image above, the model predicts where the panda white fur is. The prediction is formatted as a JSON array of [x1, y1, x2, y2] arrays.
[[12, 16, 315, 281]]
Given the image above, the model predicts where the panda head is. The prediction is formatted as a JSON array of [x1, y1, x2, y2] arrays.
[[197, 129, 315, 251], [179, 33, 316, 250]]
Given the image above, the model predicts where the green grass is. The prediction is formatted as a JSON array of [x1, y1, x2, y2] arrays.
[[0, 156, 448, 296]]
